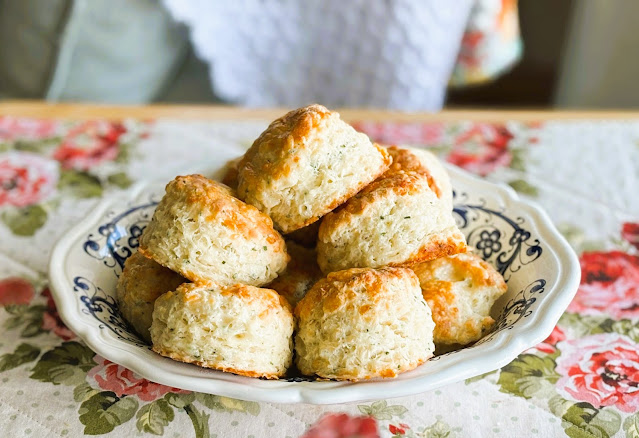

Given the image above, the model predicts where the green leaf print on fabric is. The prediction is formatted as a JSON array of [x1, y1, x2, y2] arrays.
[[74, 382, 101, 403], [0, 343, 40, 371], [559, 313, 608, 338], [136, 399, 175, 435], [115, 142, 134, 164], [195, 393, 260, 416], [465, 370, 497, 385], [164, 392, 196, 409], [498, 354, 560, 399], [1, 205, 48, 236], [3, 304, 46, 337], [601, 319, 639, 343], [13, 138, 62, 154], [78, 391, 139, 435], [624, 412, 639, 438], [106, 172, 133, 189], [423, 419, 453, 438], [507, 179, 538, 197], [358, 400, 408, 420], [30, 341, 97, 385], [556, 223, 607, 254], [509, 148, 527, 172], [184, 403, 211, 438], [58, 169, 103, 198], [549, 396, 621, 438], [559, 313, 639, 342]]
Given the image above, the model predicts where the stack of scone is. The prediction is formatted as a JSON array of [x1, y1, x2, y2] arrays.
[[116, 104, 507, 381]]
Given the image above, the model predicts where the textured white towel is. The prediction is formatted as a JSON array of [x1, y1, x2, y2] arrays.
[[164, 0, 473, 110]]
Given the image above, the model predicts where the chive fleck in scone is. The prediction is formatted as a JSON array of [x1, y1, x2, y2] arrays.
[[412, 252, 508, 346], [151, 282, 294, 379], [294, 267, 435, 380], [267, 241, 323, 307], [317, 171, 467, 273], [139, 175, 288, 286], [116, 252, 186, 343], [236, 104, 391, 233], [384, 146, 453, 209]]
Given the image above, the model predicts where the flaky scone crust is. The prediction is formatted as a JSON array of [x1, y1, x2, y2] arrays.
[[236, 105, 391, 232]]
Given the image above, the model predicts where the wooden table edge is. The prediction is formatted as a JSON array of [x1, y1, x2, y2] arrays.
[[2, 100, 639, 122]]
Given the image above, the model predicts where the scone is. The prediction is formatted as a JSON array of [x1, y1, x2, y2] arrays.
[[151, 282, 294, 379], [139, 175, 288, 286], [317, 171, 467, 273], [116, 252, 186, 343], [266, 241, 323, 307], [236, 104, 391, 233], [221, 156, 241, 190], [412, 252, 508, 346], [295, 267, 435, 380], [384, 146, 453, 209]]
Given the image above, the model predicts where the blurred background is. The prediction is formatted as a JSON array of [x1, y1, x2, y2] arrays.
[[0, 0, 637, 110]]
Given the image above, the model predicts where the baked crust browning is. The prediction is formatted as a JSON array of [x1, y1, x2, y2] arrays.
[[413, 252, 508, 345], [151, 282, 294, 379], [152, 346, 282, 379], [383, 146, 453, 209], [294, 267, 435, 380], [221, 157, 242, 190], [116, 252, 186, 343], [318, 171, 466, 273], [385, 146, 442, 197], [139, 174, 288, 286], [236, 105, 391, 233]]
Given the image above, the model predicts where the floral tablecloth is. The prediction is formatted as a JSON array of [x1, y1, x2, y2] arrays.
[[1, 113, 639, 438]]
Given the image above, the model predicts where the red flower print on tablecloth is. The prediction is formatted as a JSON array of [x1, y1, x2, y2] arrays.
[[531, 325, 566, 354], [352, 121, 445, 146], [446, 124, 514, 176], [567, 251, 639, 320], [556, 333, 639, 413], [53, 121, 126, 171], [88, 356, 189, 402], [389, 423, 410, 436], [40, 288, 75, 340], [0, 152, 59, 207], [0, 277, 34, 306], [622, 222, 639, 251], [0, 117, 59, 142], [301, 413, 379, 438]]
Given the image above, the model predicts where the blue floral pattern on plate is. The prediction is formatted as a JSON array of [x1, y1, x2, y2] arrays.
[[72, 189, 545, 377]]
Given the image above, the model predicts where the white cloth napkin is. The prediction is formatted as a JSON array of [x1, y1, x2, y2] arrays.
[[164, 0, 473, 110]]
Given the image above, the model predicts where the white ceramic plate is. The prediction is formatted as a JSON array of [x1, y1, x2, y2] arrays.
[[49, 157, 580, 404]]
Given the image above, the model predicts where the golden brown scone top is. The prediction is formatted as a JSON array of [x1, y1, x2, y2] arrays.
[[295, 267, 418, 320], [169, 281, 293, 316], [160, 174, 283, 244], [414, 252, 507, 291], [237, 105, 333, 191], [319, 171, 430, 233], [415, 252, 507, 345], [220, 283, 293, 315], [384, 146, 442, 197]]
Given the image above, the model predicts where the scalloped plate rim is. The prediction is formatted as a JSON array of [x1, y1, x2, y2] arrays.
[[48, 163, 580, 404]]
